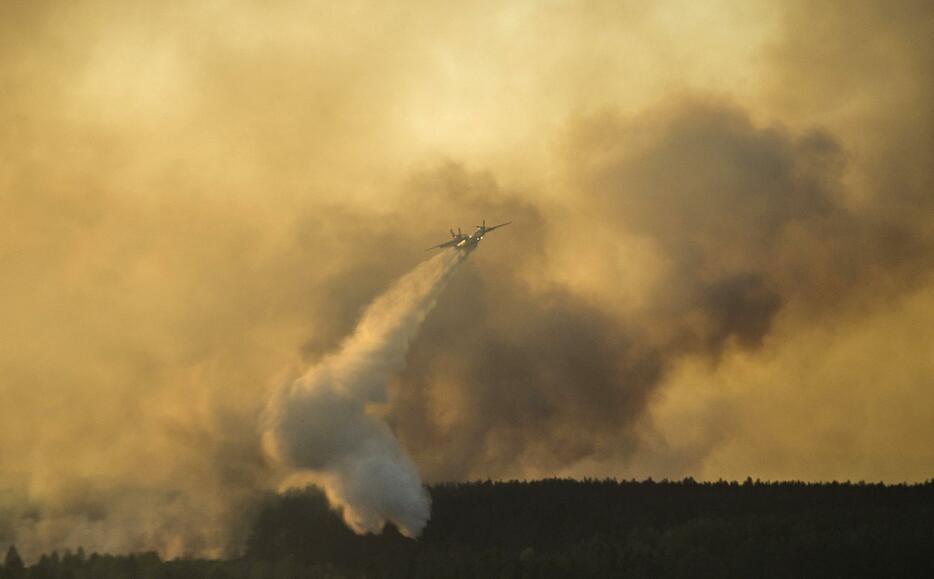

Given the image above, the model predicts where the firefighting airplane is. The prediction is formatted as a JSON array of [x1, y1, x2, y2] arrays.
[[425, 220, 511, 251]]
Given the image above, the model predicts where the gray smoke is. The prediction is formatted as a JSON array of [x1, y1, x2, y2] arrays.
[[262, 249, 468, 537]]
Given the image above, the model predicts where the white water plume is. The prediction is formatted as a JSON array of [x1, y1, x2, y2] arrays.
[[262, 249, 469, 537]]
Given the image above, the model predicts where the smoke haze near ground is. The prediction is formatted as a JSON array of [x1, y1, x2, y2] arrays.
[[1, 0, 932, 560]]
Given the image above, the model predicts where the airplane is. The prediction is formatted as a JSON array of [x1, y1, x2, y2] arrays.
[[425, 220, 511, 251]]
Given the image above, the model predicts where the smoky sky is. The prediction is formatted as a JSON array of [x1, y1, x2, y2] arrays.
[[1, 0, 933, 560]]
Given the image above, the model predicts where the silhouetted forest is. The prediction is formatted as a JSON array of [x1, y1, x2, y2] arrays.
[[3, 478, 933, 578]]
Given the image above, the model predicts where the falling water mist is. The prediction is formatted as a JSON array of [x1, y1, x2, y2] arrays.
[[262, 249, 469, 537]]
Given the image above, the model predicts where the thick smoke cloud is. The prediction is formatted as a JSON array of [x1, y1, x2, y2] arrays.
[[388, 98, 923, 480], [1, 0, 932, 560]]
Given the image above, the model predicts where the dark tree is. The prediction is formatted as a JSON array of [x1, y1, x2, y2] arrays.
[[2, 546, 25, 578], [7, 480, 934, 578]]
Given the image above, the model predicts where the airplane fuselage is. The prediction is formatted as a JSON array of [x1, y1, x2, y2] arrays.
[[454, 227, 490, 249], [426, 221, 510, 252]]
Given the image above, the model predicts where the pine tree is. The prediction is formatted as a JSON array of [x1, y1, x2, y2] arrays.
[[4, 546, 25, 573]]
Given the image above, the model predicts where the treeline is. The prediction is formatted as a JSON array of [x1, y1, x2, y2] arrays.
[[3, 478, 933, 578]]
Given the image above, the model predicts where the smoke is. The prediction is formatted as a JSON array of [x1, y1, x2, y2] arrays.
[[1, 0, 932, 561], [263, 249, 469, 537]]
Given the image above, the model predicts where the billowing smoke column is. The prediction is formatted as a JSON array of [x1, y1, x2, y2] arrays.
[[263, 249, 469, 537]]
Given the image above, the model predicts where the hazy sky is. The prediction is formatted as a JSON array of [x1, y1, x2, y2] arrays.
[[1, 0, 932, 559]]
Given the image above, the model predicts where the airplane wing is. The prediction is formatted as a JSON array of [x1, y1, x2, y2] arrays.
[[486, 221, 511, 232], [425, 239, 457, 251]]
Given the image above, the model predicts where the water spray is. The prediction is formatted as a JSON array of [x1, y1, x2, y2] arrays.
[[263, 249, 469, 537]]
